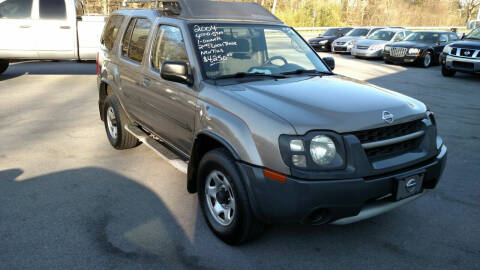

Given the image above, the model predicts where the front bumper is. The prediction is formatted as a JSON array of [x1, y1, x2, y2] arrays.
[[332, 44, 353, 53], [238, 144, 447, 225], [442, 53, 480, 73], [351, 48, 383, 58], [310, 43, 330, 51], [383, 53, 420, 64]]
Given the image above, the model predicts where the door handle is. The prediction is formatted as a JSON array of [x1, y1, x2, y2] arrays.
[[142, 78, 151, 87], [20, 25, 32, 28], [60, 26, 71, 29]]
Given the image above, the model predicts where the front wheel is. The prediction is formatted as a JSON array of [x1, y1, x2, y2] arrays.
[[0, 60, 9, 74], [422, 52, 432, 68], [442, 65, 456, 77], [198, 148, 264, 245]]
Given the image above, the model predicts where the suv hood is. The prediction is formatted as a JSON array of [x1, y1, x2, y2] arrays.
[[227, 76, 426, 134], [450, 40, 480, 49]]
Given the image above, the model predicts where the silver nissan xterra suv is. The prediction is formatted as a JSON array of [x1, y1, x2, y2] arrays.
[[97, 0, 447, 245]]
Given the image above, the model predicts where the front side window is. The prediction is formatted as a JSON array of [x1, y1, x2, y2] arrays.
[[368, 31, 395, 41], [0, 0, 33, 19], [449, 33, 458, 41], [152, 25, 188, 71], [39, 0, 66, 20], [465, 28, 480, 40], [101, 15, 124, 51], [189, 24, 329, 79]]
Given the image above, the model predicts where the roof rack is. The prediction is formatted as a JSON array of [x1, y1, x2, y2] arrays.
[[121, 0, 283, 24]]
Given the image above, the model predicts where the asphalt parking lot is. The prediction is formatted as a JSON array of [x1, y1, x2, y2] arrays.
[[1, 56, 479, 270]]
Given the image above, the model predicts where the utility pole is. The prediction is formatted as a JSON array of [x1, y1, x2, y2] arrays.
[[272, 0, 278, 15]]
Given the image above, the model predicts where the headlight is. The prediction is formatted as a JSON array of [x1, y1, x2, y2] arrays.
[[384, 46, 391, 52], [310, 135, 336, 165], [408, 48, 420, 54], [443, 44, 452, 54], [318, 40, 328, 44], [369, 44, 384, 51]]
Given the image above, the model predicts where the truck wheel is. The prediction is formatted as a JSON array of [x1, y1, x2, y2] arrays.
[[422, 52, 432, 68], [442, 65, 456, 77], [198, 148, 264, 245], [103, 95, 139, 150], [0, 60, 9, 74]]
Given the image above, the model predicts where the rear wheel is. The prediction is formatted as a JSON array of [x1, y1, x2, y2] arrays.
[[422, 51, 432, 68], [198, 148, 264, 245], [442, 65, 456, 77], [103, 95, 139, 150], [0, 60, 9, 74]]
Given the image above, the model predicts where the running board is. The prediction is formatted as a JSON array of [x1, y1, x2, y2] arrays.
[[124, 125, 188, 174]]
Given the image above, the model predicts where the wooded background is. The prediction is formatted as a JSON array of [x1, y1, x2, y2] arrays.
[[83, 0, 480, 27]]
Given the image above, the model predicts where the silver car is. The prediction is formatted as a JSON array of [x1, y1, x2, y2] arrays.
[[332, 27, 383, 53], [352, 28, 412, 58]]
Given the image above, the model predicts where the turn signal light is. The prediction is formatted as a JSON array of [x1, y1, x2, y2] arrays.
[[263, 169, 287, 183]]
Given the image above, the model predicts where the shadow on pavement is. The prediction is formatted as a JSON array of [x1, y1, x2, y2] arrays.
[[0, 61, 96, 81], [0, 167, 208, 270]]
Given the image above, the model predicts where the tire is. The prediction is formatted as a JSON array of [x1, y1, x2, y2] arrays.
[[198, 148, 264, 245], [384, 59, 393, 65], [103, 95, 139, 150], [442, 65, 456, 77], [422, 51, 432, 68], [0, 60, 9, 74]]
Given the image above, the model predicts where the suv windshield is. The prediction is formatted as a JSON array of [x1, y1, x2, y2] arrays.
[[466, 28, 480, 40], [405, 32, 439, 43], [346, 28, 369, 37], [368, 30, 395, 41], [190, 24, 330, 80]]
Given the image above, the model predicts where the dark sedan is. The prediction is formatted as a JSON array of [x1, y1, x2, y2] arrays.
[[383, 31, 459, 68], [308, 27, 353, 52]]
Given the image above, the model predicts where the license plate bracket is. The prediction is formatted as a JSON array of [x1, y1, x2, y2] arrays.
[[394, 174, 424, 201]]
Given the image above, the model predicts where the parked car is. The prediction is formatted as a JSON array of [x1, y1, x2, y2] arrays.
[[332, 27, 383, 54], [0, 0, 105, 75], [383, 31, 459, 68], [441, 27, 480, 77], [98, 0, 447, 245], [308, 27, 353, 52], [351, 28, 412, 59]]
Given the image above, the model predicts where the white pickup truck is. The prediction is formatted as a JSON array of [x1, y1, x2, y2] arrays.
[[0, 0, 105, 74]]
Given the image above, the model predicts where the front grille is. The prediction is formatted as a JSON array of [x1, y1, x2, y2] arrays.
[[352, 119, 424, 161], [336, 42, 346, 45], [450, 47, 480, 58], [390, 47, 408, 57], [334, 46, 347, 51], [357, 46, 369, 50], [460, 49, 476, 57]]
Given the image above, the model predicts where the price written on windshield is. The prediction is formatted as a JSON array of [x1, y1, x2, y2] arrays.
[[193, 25, 239, 66]]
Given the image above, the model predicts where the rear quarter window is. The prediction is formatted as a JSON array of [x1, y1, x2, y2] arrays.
[[102, 15, 125, 51]]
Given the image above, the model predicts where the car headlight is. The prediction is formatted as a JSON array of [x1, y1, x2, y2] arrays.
[[443, 44, 452, 54], [310, 135, 336, 165], [279, 132, 346, 171], [370, 44, 384, 50], [408, 48, 420, 54], [384, 45, 391, 52], [318, 40, 328, 44]]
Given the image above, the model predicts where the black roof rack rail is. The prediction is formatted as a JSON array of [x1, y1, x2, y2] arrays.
[[121, 0, 283, 24]]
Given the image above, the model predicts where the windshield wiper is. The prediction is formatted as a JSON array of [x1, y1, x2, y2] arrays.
[[213, 72, 287, 81], [281, 69, 332, 76]]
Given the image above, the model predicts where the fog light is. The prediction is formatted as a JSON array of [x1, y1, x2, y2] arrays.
[[292, 155, 307, 168]]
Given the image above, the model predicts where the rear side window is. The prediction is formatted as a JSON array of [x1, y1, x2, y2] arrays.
[[102, 15, 124, 51], [121, 18, 152, 63], [40, 0, 66, 20], [152, 25, 189, 71], [0, 0, 33, 19]]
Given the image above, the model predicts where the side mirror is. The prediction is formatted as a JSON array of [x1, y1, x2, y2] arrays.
[[461, 33, 466, 40], [323, 57, 335, 70], [161, 61, 193, 85]]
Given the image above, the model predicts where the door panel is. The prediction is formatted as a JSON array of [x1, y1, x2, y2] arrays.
[[141, 25, 197, 155], [0, 0, 37, 58], [36, 0, 76, 59]]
